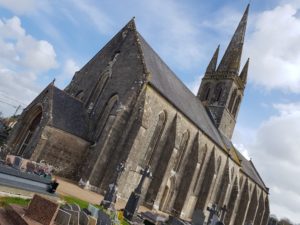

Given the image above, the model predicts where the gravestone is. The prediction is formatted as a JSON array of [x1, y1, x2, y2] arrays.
[[55, 209, 71, 225], [13, 156, 22, 169], [88, 216, 97, 225], [97, 210, 112, 225], [124, 166, 152, 221], [71, 203, 81, 212], [61, 204, 72, 211], [26, 161, 36, 173], [191, 209, 205, 225], [82, 208, 91, 215], [88, 204, 99, 219], [25, 194, 59, 225], [141, 211, 168, 225], [64, 209, 80, 225], [79, 210, 90, 225]]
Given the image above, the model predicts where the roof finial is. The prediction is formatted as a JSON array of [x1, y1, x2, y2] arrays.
[[217, 4, 250, 75]]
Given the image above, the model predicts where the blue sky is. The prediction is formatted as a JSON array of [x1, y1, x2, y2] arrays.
[[0, 0, 300, 223]]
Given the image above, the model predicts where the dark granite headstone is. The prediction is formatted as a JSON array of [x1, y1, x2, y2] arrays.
[[71, 203, 81, 212], [64, 209, 80, 225], [13, 156, 22, 168], [80, 210, 90, 225], [97, 210, 112, 225], [55, 209, 71, 225], [141, 211, 168, 225], [61, 204, 72, 211], [191, 209, 205, 225], [167, 216, 191, 225], [25, 194, 59, 225], [82, 208, 91, 215]]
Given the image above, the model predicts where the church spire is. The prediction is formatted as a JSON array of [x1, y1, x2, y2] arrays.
[[205, 45, 220, 75], [217, 4, 249, 75], [239, 58, 249, 85]]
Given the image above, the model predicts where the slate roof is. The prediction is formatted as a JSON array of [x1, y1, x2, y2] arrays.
[[51, 86, 88, 140], [235, 150, 268, 191], [138, 33, 225, 149], [137, 31, 268, 191]]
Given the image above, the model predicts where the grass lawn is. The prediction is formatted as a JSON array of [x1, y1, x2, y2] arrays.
[[0, 196, 30, 207]]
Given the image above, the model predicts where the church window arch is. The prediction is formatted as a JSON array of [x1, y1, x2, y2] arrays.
[[228, 89, 237, 112], [75, 90, 84, 100], [201, 83, 211, 101], [174, 130, 190, 172], [232, 95, 241, 117], [17, 106, 43, 157], [214, 82, 224, 102], [231, 167, 235, 182], [193, 145, 208, 193], [145, 111, 167, 164], [95, 94, 119, 140], [87, 73, 109, 110]]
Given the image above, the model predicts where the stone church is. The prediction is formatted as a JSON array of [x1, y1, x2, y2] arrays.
[[7, 4, 269, 225]]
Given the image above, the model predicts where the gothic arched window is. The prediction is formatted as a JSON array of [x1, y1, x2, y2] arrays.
[[174, 130, 190, 172], [145, 111, 167, 164], [228, 89, 237, 113], [201, 83, 211, 101], [232, 95, 241, 117], [214, 83, 224, 102], [95, 94, 119, 139], [75, 90, 84, 101], [87, 73, 109, 110]]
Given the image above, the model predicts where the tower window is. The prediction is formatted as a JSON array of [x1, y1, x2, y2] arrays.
[[214, 82, 224, 102], [232, 96, 241, 117], [201, 83, 211, 101], [228, 89, 237, 112]]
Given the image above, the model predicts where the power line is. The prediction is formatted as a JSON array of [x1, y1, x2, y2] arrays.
[[0, 92, 27, 106], [0, 99, 18, 108]]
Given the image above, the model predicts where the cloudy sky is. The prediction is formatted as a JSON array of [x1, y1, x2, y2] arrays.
[[0, 0, 300, 222]]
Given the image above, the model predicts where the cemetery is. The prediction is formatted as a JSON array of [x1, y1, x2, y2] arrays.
[[0, 162, 227, 225]]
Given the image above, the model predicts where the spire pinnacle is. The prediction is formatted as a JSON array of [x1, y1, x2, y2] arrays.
[[217, 4, 249, 74], [239, 58, 250, 84], [205, 45, 220, 74]]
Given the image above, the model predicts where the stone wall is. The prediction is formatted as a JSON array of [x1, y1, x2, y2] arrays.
[[31, 125, 89, 180]]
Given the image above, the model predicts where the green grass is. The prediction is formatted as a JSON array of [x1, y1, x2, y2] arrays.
[[62, 195, 90, 209], [0, 196, 30, 207]]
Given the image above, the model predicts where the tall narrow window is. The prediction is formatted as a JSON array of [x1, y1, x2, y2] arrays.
[[201, 83, 211, 101], [232, 96, 241, 117], [95, 94, 119, 139], [174, 130, 190, 172], [228, 89, 237, 112], [214, 83, 224, 102], [75, 90, 84, 101], [145, 111, 167, 164], [87, 73, 109, 109]]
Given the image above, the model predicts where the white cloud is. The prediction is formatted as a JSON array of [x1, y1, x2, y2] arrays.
[[69, 1, 114, 35], [245, 4, 300, 93], [234, 102, 300, 223], [0, 16, 58, 116], [0, 0, 46, 15], [133, 0, 204, 69]]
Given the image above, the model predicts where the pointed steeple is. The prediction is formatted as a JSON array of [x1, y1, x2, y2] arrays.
[[239, 58, 250, 84], [205, 45, 220, 74], [217, 4, 249, 74]]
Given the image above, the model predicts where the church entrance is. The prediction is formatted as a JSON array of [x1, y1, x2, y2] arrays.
[[15, 106, 42, 157]]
